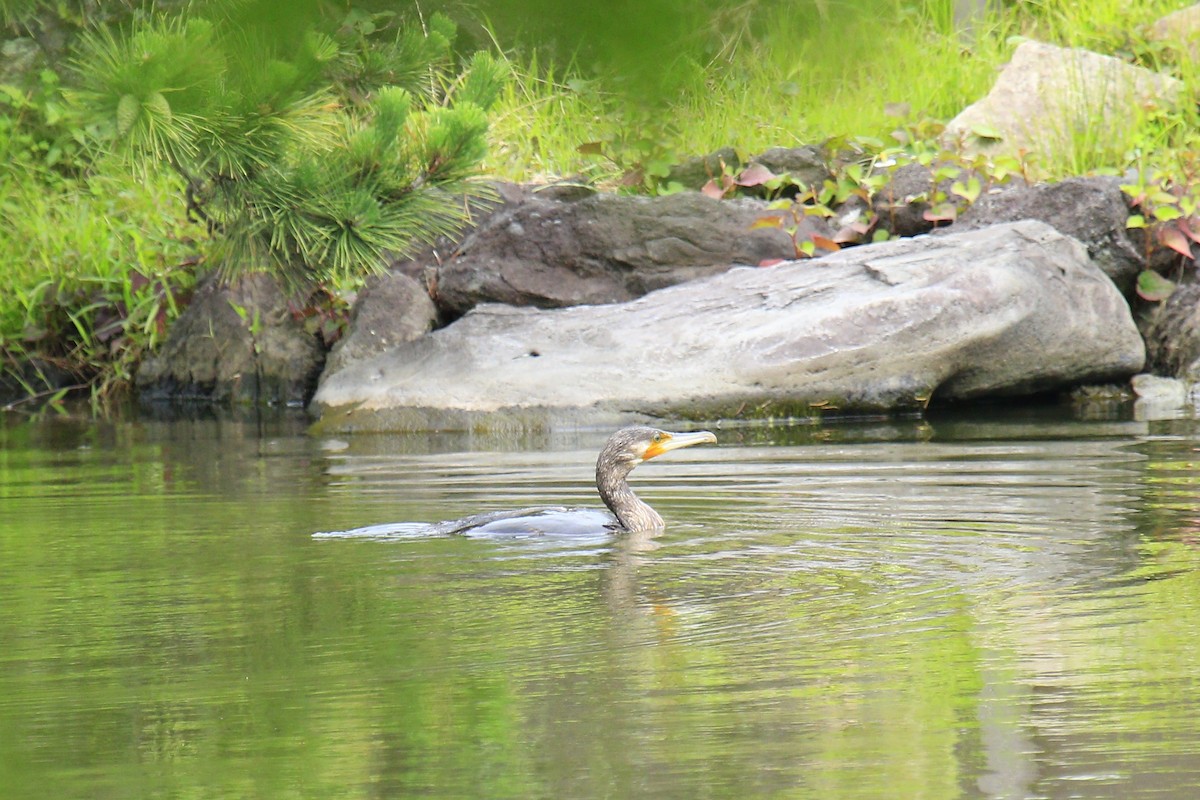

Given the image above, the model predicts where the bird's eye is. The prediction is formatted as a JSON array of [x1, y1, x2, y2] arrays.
[[652, 433, 663, 443]]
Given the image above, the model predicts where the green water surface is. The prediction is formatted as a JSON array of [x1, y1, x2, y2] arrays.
[[1, 409, 1199, 799]]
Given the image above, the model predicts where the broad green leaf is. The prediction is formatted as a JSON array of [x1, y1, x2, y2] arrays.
[[1136, 270, 1176, 302], [933, 165, 961, 182], [0, 83, 28, 107], [1154, 205, 1184, 222], [1125, 214, 1146, 229], [951, 176, 981, 204], [970, 123, 1003, 140], [645, 158, 672, 179]]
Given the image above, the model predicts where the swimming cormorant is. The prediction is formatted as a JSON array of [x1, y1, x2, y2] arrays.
[[425, 426, 718, 535]]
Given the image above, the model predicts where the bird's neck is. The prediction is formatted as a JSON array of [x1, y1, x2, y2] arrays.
[[597, 464, 664, 531]]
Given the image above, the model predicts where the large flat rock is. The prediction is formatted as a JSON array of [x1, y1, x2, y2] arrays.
[[312, 221, 1145, 432]]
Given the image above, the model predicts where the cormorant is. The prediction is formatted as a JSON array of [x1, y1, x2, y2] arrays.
[[424, 426, 717, 535], [313, 426, 716, 539]]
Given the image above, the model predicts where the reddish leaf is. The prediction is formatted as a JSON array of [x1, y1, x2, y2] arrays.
[[758, 258, 786, 268], [1182, 217, 1200, 244], [810, 235, 842, 252], [1158, 225, 1194, 258], [735, 163, 777, 187], [618, 168, 644, 187], [701, 179, 726, 200]]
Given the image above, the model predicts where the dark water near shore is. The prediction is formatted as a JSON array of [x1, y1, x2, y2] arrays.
[[2, 406, 1200, 799]]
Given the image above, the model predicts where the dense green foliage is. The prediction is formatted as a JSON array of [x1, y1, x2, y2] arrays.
[[486, 0, 1198, 185], [2, 0, 1199, 409], [1, 1, 501, 407], [68, 10, 503, 285]]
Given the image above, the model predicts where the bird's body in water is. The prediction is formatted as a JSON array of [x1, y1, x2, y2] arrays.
[[420, 426, 717, 536]]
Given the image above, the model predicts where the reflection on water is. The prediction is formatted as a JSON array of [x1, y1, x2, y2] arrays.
[[2, 407, 1200, 799]]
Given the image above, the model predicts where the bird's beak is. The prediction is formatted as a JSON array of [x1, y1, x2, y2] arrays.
[[644, 430, 717, 461]]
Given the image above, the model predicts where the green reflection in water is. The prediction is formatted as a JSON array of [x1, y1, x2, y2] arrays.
[[1, 410, 1199, 799]]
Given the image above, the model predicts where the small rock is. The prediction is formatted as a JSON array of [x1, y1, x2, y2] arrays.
[[1131, 372, 1194, 420], [322, 272, 439, 377], [1131, 373, 1189, 404], [666, 147, 743, 190], [751, 146, 830, 188]]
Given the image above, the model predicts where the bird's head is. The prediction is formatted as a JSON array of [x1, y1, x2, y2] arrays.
[[600, 426, 717, 471]]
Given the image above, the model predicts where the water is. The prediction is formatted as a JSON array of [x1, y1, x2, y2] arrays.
[[2, 407, 1199, 799]]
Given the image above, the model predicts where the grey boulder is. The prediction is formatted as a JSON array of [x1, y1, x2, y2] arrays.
[[949, 176, 1143, 294], [138, 273, 324, 406], [312, 221, 1145, 431], [945, 40, 1182, 160], [323, 272, 438, 378], [430, 190, 797, 316]]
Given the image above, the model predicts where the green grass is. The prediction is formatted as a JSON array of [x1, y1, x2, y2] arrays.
[[0, 162, 202, 406], [484, 0, 1200, 186]]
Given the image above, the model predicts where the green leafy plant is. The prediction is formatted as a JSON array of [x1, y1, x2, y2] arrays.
[[0, 65, 90, 177], [745, 120, 1031, 261], [0, 5, 508, 410], [1123, 163, 1200, 302], [0, 167, 202, 409]]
